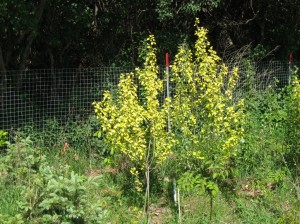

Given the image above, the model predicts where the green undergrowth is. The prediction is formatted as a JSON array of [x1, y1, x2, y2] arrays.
[[1, 112, 300, 223], [0, 134, 144, 223], [1, 23, 300, 223]]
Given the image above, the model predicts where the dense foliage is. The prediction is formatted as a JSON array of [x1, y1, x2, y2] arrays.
[[1, 0, 300, 73], [94, 35, 174, 193], [2, 18, 300, 223], [92, 21, 300, 222]]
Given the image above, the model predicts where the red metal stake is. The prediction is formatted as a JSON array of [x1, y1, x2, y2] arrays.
[[166, 52, 170, 68]]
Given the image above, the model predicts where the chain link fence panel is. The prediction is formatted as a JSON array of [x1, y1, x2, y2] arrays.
[[0, 61, 299, 132]]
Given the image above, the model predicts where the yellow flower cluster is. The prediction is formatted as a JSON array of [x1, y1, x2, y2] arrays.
[[171, 19, 245, 173], [94, 74, 147, 164], [94, 21, 245, 190], [290, 75, 300, 122], [94, 35, 174, 191], [286, 74, 300, 152]]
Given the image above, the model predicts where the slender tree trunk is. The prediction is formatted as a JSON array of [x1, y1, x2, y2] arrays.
[[209, 195, 213, 223], [59, 42, 71, 67], [48, 48, 55, 70], [144, 142, 151, 224], [0, 46, 6, 73], [48, 48, 58, 113], [258, 20, 266, 43], [19, 33, 35, 71], [16, 0, 47, 95], [19, 0, 47, 70], [145, 164, 150, 224], [0, 46, 7, 111], [0, 46, 7, 95]]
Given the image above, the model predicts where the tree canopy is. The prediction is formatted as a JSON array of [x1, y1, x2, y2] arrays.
[[0, 0, 299, 71]]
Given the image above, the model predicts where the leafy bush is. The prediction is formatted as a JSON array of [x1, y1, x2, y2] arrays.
[[19, 115, 102, 155], [19, 165, 106, 223], [15, 116, 106, 174], [285, 75, 300, 170], [0, 136, 46, 185], [93, 19, 247, 223], [237, 88, 287, 175], [0, 130, 8, 148], [0, 136, 107, 223], [94, 35, 174, 193], [171, 19, 245, 194]]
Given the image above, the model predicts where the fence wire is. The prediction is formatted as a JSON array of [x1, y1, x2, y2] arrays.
[[0, 61, 298, 131]]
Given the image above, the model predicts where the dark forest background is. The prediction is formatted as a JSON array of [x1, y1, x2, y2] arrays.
[[1, 0, 299, 72]]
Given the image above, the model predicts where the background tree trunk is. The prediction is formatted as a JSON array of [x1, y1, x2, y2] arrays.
[[19, 0, 47, 70]]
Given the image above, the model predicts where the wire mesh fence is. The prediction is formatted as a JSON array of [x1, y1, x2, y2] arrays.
[[0, 67, 134, 131], [0, 61, 299, 132]]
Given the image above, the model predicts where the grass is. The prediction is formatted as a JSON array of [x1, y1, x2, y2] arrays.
[[1, 142, 300, 223], [1, 102, 300, 223], [0, 184, 22, 217]]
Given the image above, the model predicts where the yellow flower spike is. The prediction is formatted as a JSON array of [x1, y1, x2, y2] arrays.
[[93, 34, 175, 192], [171, 18, 245, 178]]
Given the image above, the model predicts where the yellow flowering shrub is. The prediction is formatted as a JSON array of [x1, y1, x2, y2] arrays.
[[94, 20, 244, 197], [288, 75, 300, 124], [171, 19, 245, 179], [94, 35, 174, 191], [285, 74, 300, 168]]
